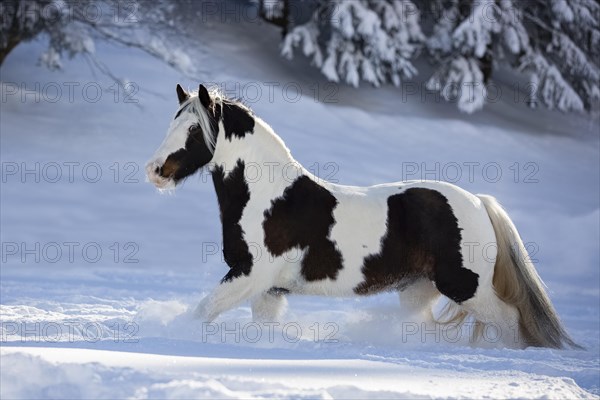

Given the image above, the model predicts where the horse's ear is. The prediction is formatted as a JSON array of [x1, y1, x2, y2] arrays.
[[198, 84, 211, 109], [176, 84, 189, 104]]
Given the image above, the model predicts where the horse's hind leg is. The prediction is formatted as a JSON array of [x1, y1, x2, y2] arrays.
[[460, 283, 523, 348], [435, 263, 523, 348], [251, 287, 288, 322], [398, 279, 440, 322]]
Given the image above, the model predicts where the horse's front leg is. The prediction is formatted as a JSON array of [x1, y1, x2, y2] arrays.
[[194, 257, 282, 322], [194, 269, 255, 321]]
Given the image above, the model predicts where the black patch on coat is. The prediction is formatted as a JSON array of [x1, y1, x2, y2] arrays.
[[222, 102, 255, 140], [162, 105, 221, 184], [161, 123, 216, 183], [212, 160, 253, 282], [263, 176, 343, 281], [355, 188, 478, 304]]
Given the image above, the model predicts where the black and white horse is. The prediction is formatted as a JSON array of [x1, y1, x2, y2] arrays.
[[146, 84, 578, 349]]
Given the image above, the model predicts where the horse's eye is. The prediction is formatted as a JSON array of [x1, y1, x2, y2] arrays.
[[188, 125, 199, 134]]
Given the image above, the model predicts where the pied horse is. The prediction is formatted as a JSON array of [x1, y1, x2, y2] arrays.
[[146, 84, 579, 349]]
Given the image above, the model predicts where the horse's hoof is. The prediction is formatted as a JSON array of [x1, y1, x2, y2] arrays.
[[194, 296, 219, 322]]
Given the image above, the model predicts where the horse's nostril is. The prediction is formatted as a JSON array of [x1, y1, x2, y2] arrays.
[[154, 166, 160, 174]]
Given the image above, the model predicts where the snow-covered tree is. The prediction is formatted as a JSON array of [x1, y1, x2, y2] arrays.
[[263, 0, 599, 113], [425, 0, 599, 112], [0, 0, 194, 81], [278, 0, 425, 88], [521, 0, 599, 112]]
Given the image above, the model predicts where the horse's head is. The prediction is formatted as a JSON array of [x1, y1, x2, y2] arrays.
[[146, 84, 221, 189]]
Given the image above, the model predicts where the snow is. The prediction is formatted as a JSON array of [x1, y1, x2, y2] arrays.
[[1, 6, 599, 399], [1, 347, 593, 399]]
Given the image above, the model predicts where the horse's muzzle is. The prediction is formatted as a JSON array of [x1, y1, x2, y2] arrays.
[[145, 160, 175, 190]]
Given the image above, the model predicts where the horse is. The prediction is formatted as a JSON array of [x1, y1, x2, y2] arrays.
[[146, 84, 579, 349]]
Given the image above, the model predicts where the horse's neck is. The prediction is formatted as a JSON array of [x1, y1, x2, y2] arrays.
[[212, 116, 301, 179], [210, 116, 309, 205]]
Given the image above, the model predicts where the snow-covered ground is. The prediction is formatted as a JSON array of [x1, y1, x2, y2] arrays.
[[1, 7, 599, 399]]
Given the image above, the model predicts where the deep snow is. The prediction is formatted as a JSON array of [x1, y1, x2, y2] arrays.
[[1, 6, 599, 399]]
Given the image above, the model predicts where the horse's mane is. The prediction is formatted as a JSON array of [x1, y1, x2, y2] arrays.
[[178, 87, 254, 154]]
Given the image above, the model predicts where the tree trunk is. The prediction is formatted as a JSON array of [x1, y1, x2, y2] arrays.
[[258, 0, 290, 38], [479, 49, 493, 84], [0, 36, 21, 67], [1, 6, 23, 67]]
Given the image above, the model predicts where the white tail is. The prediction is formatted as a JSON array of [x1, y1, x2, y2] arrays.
[[478, 195, 581, 349]]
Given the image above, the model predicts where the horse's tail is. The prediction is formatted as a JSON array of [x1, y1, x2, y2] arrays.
[[478, 194, 581, 349]]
